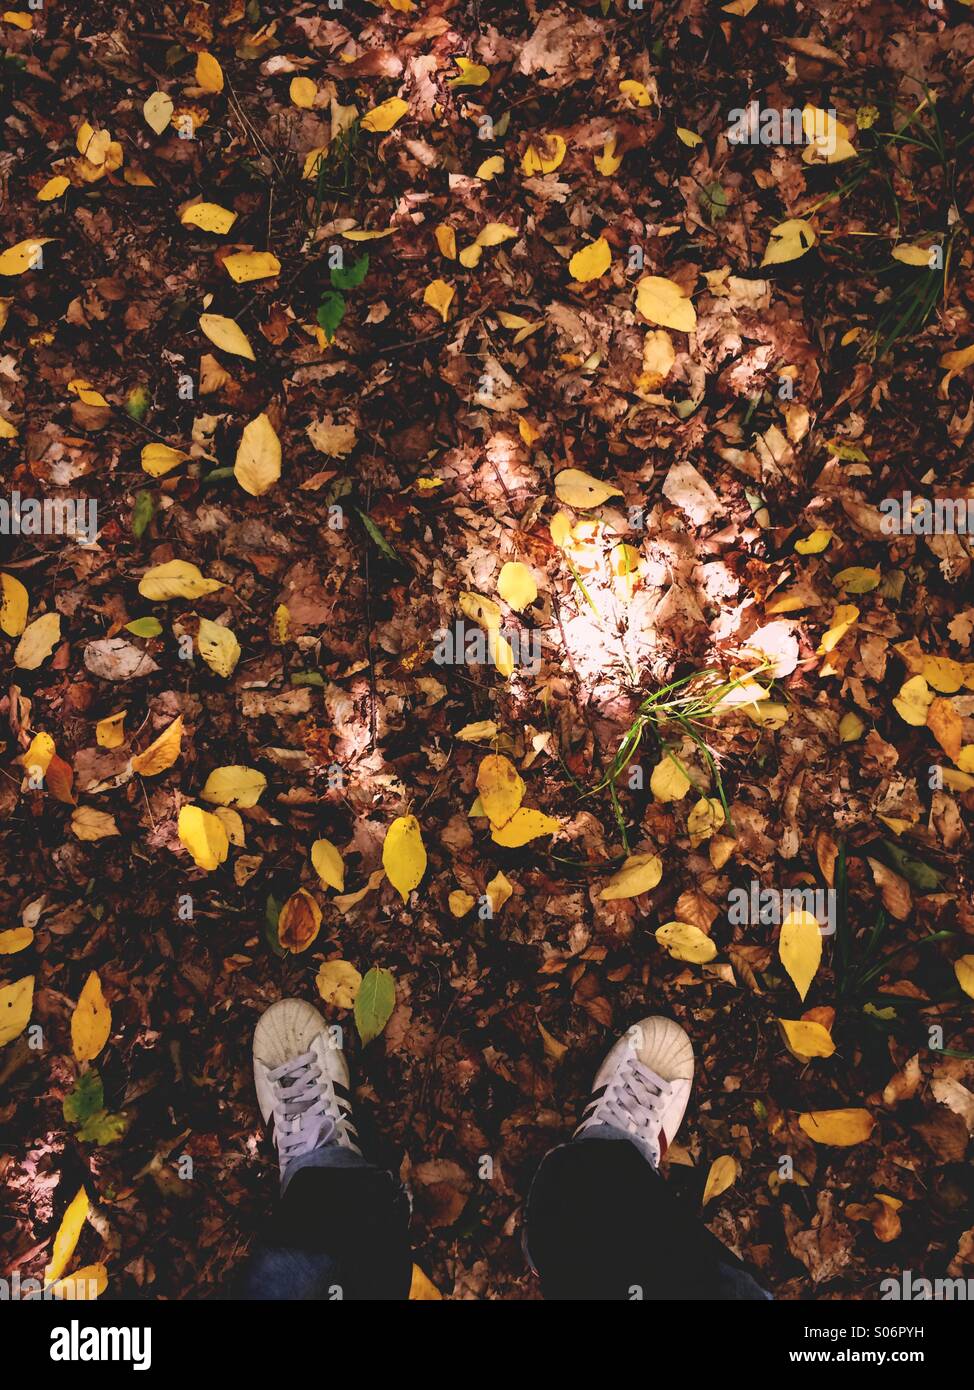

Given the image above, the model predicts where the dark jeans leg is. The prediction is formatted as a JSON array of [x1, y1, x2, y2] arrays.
[[526, 1127, 771, 1301], [240, 1151, 412, 1301]]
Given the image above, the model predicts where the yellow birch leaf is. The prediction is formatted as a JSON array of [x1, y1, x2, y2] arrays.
[[650, 755, 691, 802], [521, 134, 566, 175], [196, 51, 224, 92], [476, 754, 525, 827], [459, 591, 502, 631], [199, 313, 255, 360], [921, 655, 964, 693], [409, 1265, 442, 1300], [71, 970, 111, 1062], [383, 815, 427, 901], [833, 566, 880, 593], [635, 275, 696, 332], [21, 731, 55, 776], [423, 279, 454, 322], [14, 611, 61, 669], [1, 571, 29, 636], [235, 412, 281, 496], [599, 852, 663, 900], [138, 560, 223, 601], [455, 720, 498, 742], [594, 135, 622, 175], [779, 908, 822, 1001], [798, 1109, 876, 1146], [619, 79, 652, 106], [131, 715, 182, 776], [893, 675, 934, 726], [0, 974, 33, 1045], [569, 236, 612, 283], [201, 765, 266, 808], [687, 797, 724, 846], [435, 225, 456, 259], [778, 1018, 835, 1059], [449, 57, 489, 86], [476, 155, 504, 180], [96, 711, 125, 749], [302, 146, 329, 180], [181, 202, 236, 234], [311, 837, 345, 892], [316, 960, 361, 1009], [488, 629, 515, 678], [222, 251, 281, 283], [141, 442, 189, 477], [839, 711, 865, 742], [449, 889, 476, 917], [178, 804, 230, 870], [3, 10, 33, 28], [487, 870, 513, 914], [68, 378, 109, 407], [954, 955, 974, 999], [676, 127, 703, 147], [214, 807, 244, 846], [958, 747, 974, 774], [197, 616, 241, 677], [702, 1155, 739, 1205], [70, 807, 120, 841], [892, 244, 931, 266], [342, 227, 395, 241], [37, 176, 70, 202], [490, 808, 560, 846], [554, 468, 624, 508], [761, 219, 816, 267], [290, 77, 317, 109], [0, 237, 52, 275], [279, 887, 324, 951], [362, 97, 409, 132], [655, 921, 717, 963], [143, 91, 173, 134], [0, 927, 33, 954], [816, 603, 859, 655], [44, 1187, 89, 1285], [47, 1263, 107, 1300], [476, 222, 518, 248], [497, 561, 537, 611], [795, 528, 833, 554]]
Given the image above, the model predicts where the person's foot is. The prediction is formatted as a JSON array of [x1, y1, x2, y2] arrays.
[[574, 1016, 694, 1166], [253, 999, 361, 1184]]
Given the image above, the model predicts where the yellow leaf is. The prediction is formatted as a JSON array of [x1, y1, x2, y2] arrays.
[[0, 237, 52, 275], [316, 959, 361, 1009], [538, 1020, 568, 1062], [0, 974, 33, 1045], [434, 225, 456, 259], [141, 442, 189, 477], [71, 970, 111, 1063], [459, 591, 503, 631], [676, 127, 702, 148], [423, 278, 454, 322], [68, 378, 109, 407], [342, 227, 395, 241], [455, 720, 498, 742], [302, 146, 329, 180], [833, 565, 880, 593], [939, 343, 974, 372], [95, 711, 125, 749], [488, 628, 515, 679], [635, 275, 696, 333], [70, 807, 120, 841], [383, 814, 427, 901], [778, 1018, 835, 1059], [655, 920, 717, 963], [702, 1155, 739, 1205], [3, 10, 33, 27], [47, 1263, 107, 1300], [521, 134, 566, 175], [290, 76, 317, 109], [449, 889, 476, 917], [486, 871, 512, 914], [362, 97, 409, 133], [801, 106, 856, 164], [476, 155, 504, 180], [920, 655, 964, 693], [14, 611, 61, 669], [178, 804, 230, 871], [955, 955, 974, 999], [569, 236, 612, 283], [201, 765, 266, 808], [197, 312, 255, 363], [143, 91, 173, 134], [311, 837, 345, 892], [619, 79, 652, 107], [761, 218, 816, 267], [37, 176, 70, 202], [477, 222, 518, 249], [0, 927, 33, 954], [214, 806, 244, 845], [497, 561, 537, 611], [554, 468, 624, 509], [197, 616, 240, 677], [779, 908, 822, 1001], [139, 560, 223, 601], [449, 57, 490, 86], [0, 413, 17, 439], [839, 711, 865, 742], [958, 747, 974, 774], [0, 571, 28, 636], [722, 0, 758, 11], [21, 731, 54, 776], [131, 715, 183, 776], [222, 251, 281, 283], [44, 1186, 89, 1285], [476, 754, 525, 827], [798, 1109, 875, 1146], [181, 202, 236, 235], [892, 244, 933, 267], [594, 135, 622, 176], [235, 412, 281, 496], [816, 602, 858, 655], [795, 528, 832, 554], [196, 51, 224, 92], [687, 796, 724, 846], [650, 755, 690, 803], [892, 675, 933, 727], [409, 1264, 442, 1300], [599, 852, 663, 900], [490, 808, 560, 846]]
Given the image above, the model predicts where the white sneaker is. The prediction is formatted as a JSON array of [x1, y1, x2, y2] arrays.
[[253, 999, 361, 1182], [574, 1016, 694, 1166]]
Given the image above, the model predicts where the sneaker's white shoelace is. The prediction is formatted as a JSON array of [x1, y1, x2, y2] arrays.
[[590, 1056, 673, 1141], [267, 1048, 337, 1162]]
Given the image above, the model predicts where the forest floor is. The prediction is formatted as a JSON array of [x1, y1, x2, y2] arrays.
[[1, 0, 974, 1300]]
